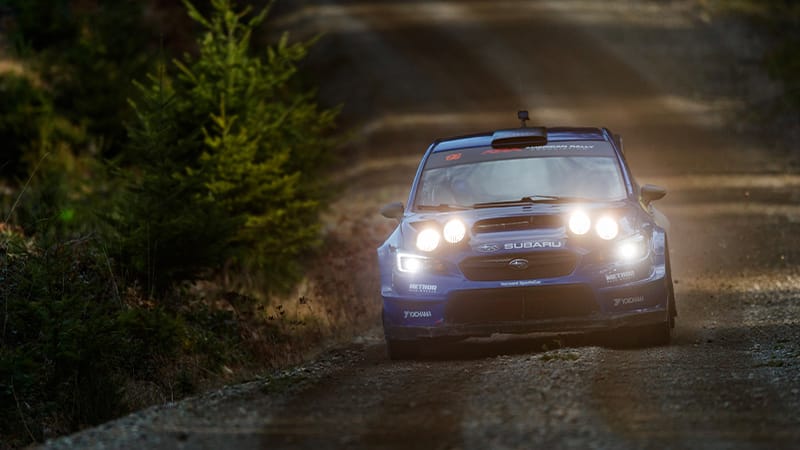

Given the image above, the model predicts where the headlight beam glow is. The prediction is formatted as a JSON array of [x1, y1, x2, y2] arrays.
[[568, 211, 591, 235], [595, 216, 619, 240], [443, 219, 466, 244], [415, 228, 441, 252]]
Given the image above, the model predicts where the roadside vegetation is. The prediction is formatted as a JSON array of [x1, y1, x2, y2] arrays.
[[708, 0, 800, 113], [0, 0, 351, 447]]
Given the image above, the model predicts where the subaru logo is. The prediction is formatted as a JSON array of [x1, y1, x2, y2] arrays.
[[476, 243, 500, 253], [508, 258, 529, 270]]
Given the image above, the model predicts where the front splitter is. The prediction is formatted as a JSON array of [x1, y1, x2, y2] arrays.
[[384, 308, 667, 340]]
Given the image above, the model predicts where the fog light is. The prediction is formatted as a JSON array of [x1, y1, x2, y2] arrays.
[[397, 253, 427, 273], [616, 235, 647, 261]]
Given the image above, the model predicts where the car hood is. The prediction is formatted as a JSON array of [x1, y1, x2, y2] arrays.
[[407, 201, 630, 224]]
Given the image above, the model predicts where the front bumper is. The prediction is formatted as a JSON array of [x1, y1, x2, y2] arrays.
[[381, 264, 670, 341], [384, 308, 667, 340]]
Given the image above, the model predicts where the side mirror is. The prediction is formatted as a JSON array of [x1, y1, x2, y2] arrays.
[[641, 184, 666, 204], [380, 202, 404, 219]]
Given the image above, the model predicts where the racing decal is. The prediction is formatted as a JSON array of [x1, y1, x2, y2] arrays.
[[409, 283, 438, 294], [404, 310, 433, 319], [475, 243, 500, 253], [612, 295, 645, 307], [424, 141, 616, 170], [605, 270, 635, 284], [482, 148, 522, 155], [527, 144, 598, 152], [504, 241, 564, 250], [499, 280, 542, 287]]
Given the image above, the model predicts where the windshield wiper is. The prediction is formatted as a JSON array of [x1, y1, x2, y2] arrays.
[[416, 203, 472, 211], [472, 195, 593, 208], [520, 195, 595, 204]]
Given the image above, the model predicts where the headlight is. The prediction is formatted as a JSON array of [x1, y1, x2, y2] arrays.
[[443, 219, 466, 244], [397, 253, 427, 273], [595, 216, 619, 240], [568, 211, 591, 235], [616, 235, 647, 261], [416, 228, 440, 252]]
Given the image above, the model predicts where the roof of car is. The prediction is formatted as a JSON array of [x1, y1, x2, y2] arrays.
[[432, 127, 608, 152]]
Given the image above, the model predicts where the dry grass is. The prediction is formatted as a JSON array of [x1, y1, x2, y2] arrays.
[[124, 167, 409, 402]]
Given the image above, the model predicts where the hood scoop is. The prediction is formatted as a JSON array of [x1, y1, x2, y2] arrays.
[[472, 215, 563, 234]]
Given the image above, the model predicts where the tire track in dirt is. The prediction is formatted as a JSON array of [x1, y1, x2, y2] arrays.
[[256, 342, 485, 449]]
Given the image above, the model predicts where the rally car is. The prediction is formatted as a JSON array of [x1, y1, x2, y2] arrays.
[[377, 111, 676, 359]]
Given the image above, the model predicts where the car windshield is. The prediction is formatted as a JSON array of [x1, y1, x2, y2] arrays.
[[415, 154, 627, 209]]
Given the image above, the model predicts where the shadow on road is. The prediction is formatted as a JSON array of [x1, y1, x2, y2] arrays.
[[403, 329, 686, 361]]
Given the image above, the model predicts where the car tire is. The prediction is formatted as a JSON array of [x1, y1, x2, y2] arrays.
[[604, 319, 671, 348], [665, 238, 677, 328], [386, 339, 420, 360], [633, 320, 671, 347], [622, 236, 675, 347]]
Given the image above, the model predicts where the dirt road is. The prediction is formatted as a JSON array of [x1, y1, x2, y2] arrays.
[[45, 1, 800, 448]]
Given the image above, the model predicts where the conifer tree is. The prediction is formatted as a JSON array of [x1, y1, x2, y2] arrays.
[[116, 0, 336, 294], [115, 66, 240, 295]]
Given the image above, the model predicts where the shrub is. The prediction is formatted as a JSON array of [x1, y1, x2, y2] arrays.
[[0, 228, 187, 444], [0, 0, 340, 446], [108, 67, 242, 296], [2, 0, 153, 156], [0, 74, 50, 181], [111, 0, 337, 295]]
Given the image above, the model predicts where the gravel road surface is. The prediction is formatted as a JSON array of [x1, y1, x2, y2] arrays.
[[44, 1, 800, 449]]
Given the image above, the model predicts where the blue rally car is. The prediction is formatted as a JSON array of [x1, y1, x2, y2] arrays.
[[377, 112, 676, 359]]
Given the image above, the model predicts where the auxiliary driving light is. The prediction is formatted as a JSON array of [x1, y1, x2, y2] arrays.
[[568, 211, 591, 235], [595, 216, 619, 240], [416, 228, 441, 252], [443, 219, 466, 244]]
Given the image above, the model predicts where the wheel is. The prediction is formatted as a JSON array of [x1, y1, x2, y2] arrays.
[[386, 339, 420, 360], [626, 236, 675, 347], [665, 239, 677, 328], [632, 320, 671, 347], [603, 319, 671, 348]]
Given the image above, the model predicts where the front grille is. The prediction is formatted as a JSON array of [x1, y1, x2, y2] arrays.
[[445, 285, 597, 324], [459, 251, 577, 281], [472, 215, 563, 234]]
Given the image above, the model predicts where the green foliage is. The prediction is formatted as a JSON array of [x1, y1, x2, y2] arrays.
[[0, 226, 268, 446], [0, 231, 173, 443], [108, 67, 241, 295], [0, 74, 50, 181], [0, 229, 250, 444], [114, 0, 337, 294], [180, 0, 337, 287], [2, 0, 153, 155], [767, 38, 800, 108], [0, 0, 339, 446], [726, 0, 800, 111], [765, 1, 800, 111], [763, 2, 800, 110]]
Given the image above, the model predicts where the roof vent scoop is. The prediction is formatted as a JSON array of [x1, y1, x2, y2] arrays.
[[491, 113, 547, 148]]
